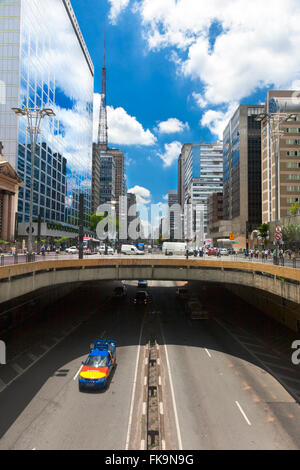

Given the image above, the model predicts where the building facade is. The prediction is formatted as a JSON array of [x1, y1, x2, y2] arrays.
[[221, 105, 263, 245], [167, 190, 179, 240], [261, 90, 300, 224], [183, 142, 223, 243], [207, 192, 223, 230], [0, 0, 94, 230], [99, 152, 115, 206], [0, 143, 23, 241]]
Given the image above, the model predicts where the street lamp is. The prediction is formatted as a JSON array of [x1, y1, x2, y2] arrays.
[[12, 106, 55, 254]]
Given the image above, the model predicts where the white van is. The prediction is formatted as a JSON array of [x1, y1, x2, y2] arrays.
[[121, 244, 145, 255], [162, 242, 186, 255]]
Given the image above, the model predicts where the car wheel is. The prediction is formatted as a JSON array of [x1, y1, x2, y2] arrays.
[[78, 383, 84, 392]]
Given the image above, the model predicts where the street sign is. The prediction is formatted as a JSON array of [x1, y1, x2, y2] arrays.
[[275, 232, 282, 241], [275, 225, 282, 233], [229, 232, 235, 240]]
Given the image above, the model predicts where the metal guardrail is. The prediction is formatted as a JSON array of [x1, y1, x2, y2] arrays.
[[0, 253, 36, 267]]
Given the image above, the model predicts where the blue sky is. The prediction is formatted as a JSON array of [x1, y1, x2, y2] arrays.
[[71, 0, 300, 222]]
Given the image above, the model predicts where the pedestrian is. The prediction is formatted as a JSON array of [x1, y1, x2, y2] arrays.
[[186, 249, 189, 259]]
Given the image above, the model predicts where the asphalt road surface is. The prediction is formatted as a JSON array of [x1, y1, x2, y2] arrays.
[[0, 280, 299, 450]]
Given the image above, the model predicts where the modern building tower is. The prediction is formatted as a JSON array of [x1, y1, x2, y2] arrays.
[[261, 90, 300, 224], [223, 105, 264, 236], [183, 142, 223, 243], [0, 0, 94, 231]]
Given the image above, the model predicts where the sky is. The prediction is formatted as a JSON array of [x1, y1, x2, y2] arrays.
[[71, 0, 300, 233]]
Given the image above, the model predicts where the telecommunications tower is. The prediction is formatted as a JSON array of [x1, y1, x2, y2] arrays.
[[97, 31, 108, 149]]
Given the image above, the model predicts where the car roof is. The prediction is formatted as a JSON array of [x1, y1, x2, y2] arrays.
[[89, 348, 108, 357]]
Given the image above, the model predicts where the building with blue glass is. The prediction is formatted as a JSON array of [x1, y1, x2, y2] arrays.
[[182, 142, 223, 242], [0, 0, 94, 234]]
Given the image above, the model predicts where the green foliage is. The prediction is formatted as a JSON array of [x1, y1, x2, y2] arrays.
[[257, 223, 269, 246], [282, 223, 300, 242], [289, 201, 299, 216]]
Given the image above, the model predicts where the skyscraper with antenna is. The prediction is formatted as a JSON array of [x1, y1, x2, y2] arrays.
[[97, 29, 108, 149], [92, 29, 126, 235]]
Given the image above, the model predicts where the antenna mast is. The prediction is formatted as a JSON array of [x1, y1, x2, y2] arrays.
[[97, 27, 108, 149]]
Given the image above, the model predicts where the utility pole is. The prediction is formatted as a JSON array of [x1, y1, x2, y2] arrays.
[[78, 194, 84, 260]]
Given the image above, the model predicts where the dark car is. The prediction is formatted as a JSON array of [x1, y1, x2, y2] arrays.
[[113, 285, 127, 297], [138, 280, 148, 288], [133, 291, 151, 305]]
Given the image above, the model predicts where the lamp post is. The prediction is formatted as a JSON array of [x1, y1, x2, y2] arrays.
[[12, 106, 55, 254], [255, 111, 298, 257]]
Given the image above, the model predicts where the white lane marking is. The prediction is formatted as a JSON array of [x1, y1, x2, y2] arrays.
[[235, 401, 251, 426], [160, 402, 164, 414], [215, 318, 300, 403], [11, 363, 23, 374], [125, 318, 144, 450], [162, 440, 166, 450], [73, 364, 83, 381], [142, 402, 146, 415], [0, 378, 5, 392], [140, 440, 145, 450], [204, 348, 212, 358], [161, 328, 183, 450], [27, 353, 38, 361]]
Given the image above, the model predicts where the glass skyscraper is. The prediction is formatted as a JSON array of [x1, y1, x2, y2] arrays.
[[0, 0, 94, 228]]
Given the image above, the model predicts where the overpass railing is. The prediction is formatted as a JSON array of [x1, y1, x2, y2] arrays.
[[0, 253, 36, 266]]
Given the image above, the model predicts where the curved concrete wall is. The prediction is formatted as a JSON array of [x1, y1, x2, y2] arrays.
[[0, 258, 299, 305]]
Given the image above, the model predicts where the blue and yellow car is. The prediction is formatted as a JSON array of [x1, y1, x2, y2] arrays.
[[78, 339, 116, 391]]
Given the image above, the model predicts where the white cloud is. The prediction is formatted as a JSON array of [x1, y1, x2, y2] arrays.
[[93, 93, 156, 146], [162, 194, 169, 201], [157, 141, 182, 167], [136, 0, 300, 106], [128, 185, 151, 205], [201, 102, 239, 139], [108, 0, 130, 24], [192, 92, 208, 109], [156, 118, 189, 134]]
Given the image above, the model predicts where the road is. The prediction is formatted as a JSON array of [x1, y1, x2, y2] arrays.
[[0, 280, 299, 449]]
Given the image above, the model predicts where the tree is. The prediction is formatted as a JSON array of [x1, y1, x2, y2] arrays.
[[257, 223, 269, 248], [282, 224, 300, 243], [289, 201, 299, 216]]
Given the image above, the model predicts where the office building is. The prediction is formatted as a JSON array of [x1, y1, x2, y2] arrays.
[[223, 105, 263, 239], [207, 192, 223, 229], [99, 152, 115, 205], [261, 90, 300, 224], [167, 190, 179, 240], [0, 0, 94, 231], [177, 144, 192, 210], [183, 142, 223, 243]]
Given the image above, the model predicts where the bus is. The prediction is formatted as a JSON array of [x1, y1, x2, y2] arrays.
[[82, 237, 101, 254]]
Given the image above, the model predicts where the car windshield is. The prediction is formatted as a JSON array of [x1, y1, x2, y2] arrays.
[[85, 355, 107, 367]]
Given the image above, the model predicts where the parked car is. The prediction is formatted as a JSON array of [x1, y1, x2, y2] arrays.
[[207, 247, 217, 256], [65, 246, 78, 254], [107, 247, 114, 255], [219, 248, 229, 256]]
